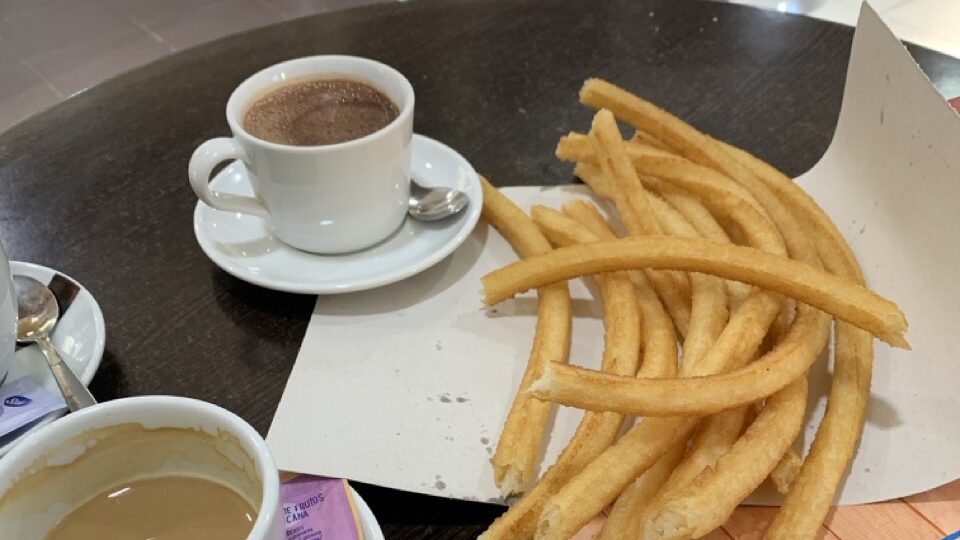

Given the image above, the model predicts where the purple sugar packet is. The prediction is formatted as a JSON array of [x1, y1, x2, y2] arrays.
[[281, 474, 364, 540], [0, 376, 66, 437]]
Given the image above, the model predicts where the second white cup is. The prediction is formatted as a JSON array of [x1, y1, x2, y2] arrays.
[[0, 396, 284, 540], [189, 55, 415, 254]]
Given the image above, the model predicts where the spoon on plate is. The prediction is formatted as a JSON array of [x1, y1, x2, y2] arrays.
[[13, 275, 97, 412], [408, 179, 469, 221]]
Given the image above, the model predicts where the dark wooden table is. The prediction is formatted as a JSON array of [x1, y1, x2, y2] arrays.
[[1, 0, 957, 537]]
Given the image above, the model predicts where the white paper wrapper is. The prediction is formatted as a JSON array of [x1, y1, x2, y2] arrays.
[[267, 5, 960, 506]]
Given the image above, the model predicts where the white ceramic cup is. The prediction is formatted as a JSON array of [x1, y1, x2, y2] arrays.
[[0, 396, 284, 540], [0, 242, 17, 383], [189, 55, 415, 254]]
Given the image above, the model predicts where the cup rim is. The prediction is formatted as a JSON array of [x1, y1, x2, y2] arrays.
[[226, 54, 415, 154], [0, 395, 281, 540]]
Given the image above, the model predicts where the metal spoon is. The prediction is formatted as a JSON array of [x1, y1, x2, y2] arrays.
[[408, 179, 469, 221], [13, 275, 97, 412]]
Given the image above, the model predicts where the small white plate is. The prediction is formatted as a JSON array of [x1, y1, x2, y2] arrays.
[[0, 261, 106, 456], [351, 487, 385, 540], [193, 134, 483, 294]]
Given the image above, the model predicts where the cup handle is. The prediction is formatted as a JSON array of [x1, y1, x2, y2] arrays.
[[188, 137, 269, 218]]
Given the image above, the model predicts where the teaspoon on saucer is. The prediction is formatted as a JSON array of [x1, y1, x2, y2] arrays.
[[14, 275, 97, 412], [408, 179, 469, 221]]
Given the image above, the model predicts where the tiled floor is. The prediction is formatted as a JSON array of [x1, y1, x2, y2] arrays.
[[0, 0, 384, 131], [0, 0, 957, 134]]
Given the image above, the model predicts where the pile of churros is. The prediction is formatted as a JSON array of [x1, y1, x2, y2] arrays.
[[476, 78, 909, 540]]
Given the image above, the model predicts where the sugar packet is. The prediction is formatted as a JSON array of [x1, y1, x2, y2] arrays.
[[0, 376, 66, 437], [280, 474, 365, 540]]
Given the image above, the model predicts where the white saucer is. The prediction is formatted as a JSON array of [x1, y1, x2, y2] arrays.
[[350, 487, 384, 540], [193, 134, 483, 294], [0, 262, 106, 456]]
